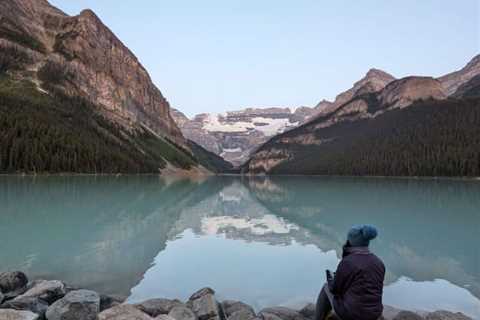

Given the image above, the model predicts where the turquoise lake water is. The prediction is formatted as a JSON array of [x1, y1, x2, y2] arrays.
[[0, 176, 479, 318]]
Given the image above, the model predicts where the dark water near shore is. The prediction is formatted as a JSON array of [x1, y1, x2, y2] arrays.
[[0, 176, 479, 317]]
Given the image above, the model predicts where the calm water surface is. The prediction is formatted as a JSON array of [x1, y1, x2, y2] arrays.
[[0, 176, 479, 318]]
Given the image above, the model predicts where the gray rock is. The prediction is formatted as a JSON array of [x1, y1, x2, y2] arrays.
[[426, 311, 472, 320], [0, 272, 28, 294], [156, 315, 177, 320], [229, 309, 257, 320], [190, 293, 220, 320], [100, 294, 124, 311], [15, 280, 66, 305], [98, 304, 152, 320], [0, 291, 4, 304], [168, 306, 197, 320], [1, 297, 48, 317], [135, 298, 184, 317], [259, 312, 283, 320], [393, 311, 424, 320], [0, 309, 39, 320], [382, 306, 404, 320], [299, 303, 315, 320], [221, 301, 255, 318], [189, 288, 215, 301], [259, 307, 307, 320], [45, 289, 100, 320], [2, 287, 28, 301]]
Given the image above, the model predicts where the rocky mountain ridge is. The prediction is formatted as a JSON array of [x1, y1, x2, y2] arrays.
[[315, 68, 396, 117], [242, 54, 480, 176], [173, 55, 480, 170], [439, 54, 480, 95], [172, 68, 398, 167]]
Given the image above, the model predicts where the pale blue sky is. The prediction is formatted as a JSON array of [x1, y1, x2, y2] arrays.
[[50, 1, 479, 117]]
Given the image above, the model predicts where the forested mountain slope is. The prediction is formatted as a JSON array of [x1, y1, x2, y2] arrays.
[[243, 59, 480, 177], [0, 0, 231, 174]]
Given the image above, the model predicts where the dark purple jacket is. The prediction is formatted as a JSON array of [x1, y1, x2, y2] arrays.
[[331, 246, 385, 320]]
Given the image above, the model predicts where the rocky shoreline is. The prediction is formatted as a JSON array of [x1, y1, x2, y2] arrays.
[[0, 272, 473, 320]]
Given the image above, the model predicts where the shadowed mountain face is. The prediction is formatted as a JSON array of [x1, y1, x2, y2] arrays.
[[0, 0, 182, 142], [439, 55, 480, 96], [0, 176, 479, 313]]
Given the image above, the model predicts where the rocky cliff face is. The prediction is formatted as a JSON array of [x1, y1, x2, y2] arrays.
[[0, 0, 184, 144], [316, 68, 396, 116], [171, 106, 324, 166], [379, 76, 446, 109], [452, 74, 480, 99], [439, 55, 480, 96]]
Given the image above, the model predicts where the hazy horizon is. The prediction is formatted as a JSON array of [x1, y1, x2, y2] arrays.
[[50, 0, 479, 117]]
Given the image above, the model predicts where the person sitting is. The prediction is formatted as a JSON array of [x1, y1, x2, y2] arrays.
[[315, 225, 385, 320]]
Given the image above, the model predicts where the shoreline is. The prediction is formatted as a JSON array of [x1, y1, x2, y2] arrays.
[[0, 172, 479, 182], [0, 272, 474, 320]]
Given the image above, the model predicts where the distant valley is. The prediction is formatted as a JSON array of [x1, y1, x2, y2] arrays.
[[171, 106, 327, 166]]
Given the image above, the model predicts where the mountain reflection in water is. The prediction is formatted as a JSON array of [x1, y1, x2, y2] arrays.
[[0, 176, 478, 317]]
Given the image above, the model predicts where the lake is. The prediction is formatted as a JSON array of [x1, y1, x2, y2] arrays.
[[0, 175, 479, 318]]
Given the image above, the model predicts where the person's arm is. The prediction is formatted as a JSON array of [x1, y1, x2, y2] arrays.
[[331, 258, 357, 295]]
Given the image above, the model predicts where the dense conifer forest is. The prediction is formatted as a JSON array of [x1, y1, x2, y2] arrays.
[[0, 50, 195, 173], [0, 75, 200, 173], [248, 98, 480, 177]]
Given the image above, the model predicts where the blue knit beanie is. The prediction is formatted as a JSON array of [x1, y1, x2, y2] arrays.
[[347, 225, 378, 247]]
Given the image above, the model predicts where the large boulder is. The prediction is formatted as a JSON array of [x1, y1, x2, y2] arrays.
[[45, 289, 100, 320], [259, 307, 307, 320], [168, 306, 197, 320], [258, 312, 283, 320], [98, 304, 152, 320], [0, 309, 39, 320], [15, 280, 66, 304], [99, 294, 124, 312], [0, 272, 28, 294], [229, 309, 257, 320], [425, 311, 472, 320], [189, 288, 215, 301], [382, 306, 404, 320], [135, 298, 184, 317], [221, 301, 255, 318], [1, 297, 48, 317], [189, 295, 220, 320], [0, 272, 28, 297], [393, 311, 424, 320], [0, 291, 4, 304], [299, 303, 315, 320]]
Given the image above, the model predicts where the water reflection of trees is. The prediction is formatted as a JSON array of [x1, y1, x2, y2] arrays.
[[0, 175, 227, 297], [1, 175, 478, 300], [246, 176, 480, 299]]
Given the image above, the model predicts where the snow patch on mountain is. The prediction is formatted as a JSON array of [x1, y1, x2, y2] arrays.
[[203, 114, 298, 136]]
